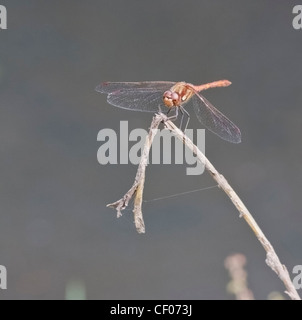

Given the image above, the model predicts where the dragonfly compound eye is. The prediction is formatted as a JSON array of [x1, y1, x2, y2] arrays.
[[171, 92, 179, 102], [163, 90, 174, 107], [163, 91, 180, 107]]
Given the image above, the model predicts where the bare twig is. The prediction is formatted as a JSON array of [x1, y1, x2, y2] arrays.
[[107, 112, 300, 300], [106, 114, 162, 233], [163, 114, 300, 300]]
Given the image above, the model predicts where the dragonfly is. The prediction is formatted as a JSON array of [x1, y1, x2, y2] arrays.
[[96, 80, 241, 143]]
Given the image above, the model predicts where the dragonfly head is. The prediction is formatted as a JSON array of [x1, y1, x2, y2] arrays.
[[163, 90, 180, 108]]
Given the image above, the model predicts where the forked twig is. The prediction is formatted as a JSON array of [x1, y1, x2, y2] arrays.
[[107, 112, 300, 300], [106, 114, 162, 233]]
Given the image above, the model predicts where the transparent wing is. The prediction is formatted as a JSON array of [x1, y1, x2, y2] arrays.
[[96, 81, 175, 94], [191, 92, 241, 143], [106, 88, 167, 112]]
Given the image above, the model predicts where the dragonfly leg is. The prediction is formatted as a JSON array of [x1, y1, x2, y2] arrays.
[[179, 107, 184, 130], [166, 107, 178, 122], [180, 106, 190, 132]]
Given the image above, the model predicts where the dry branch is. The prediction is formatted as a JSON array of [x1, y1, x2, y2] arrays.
[[107, 112, 300, 300], [106, 114, 162, 233]]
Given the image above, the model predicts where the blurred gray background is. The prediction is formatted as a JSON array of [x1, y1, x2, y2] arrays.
[[0, 0, 301, 300]]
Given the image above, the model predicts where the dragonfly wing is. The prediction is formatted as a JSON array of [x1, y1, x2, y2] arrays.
[[96, 81, 175, 94], [106, 88, 167, 112], [191, 92, 241, 143]]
